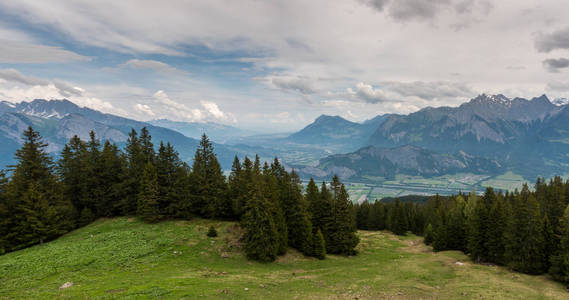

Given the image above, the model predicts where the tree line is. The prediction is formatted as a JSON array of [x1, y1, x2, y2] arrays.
[[354, 180, 569, 287], [0, 126, 359, 262]]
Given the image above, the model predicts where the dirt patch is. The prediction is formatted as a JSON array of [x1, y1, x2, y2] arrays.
[[400, 239, 432, 254]]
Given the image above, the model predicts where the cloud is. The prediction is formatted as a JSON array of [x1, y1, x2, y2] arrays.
[[535, 27, 569, 53], [151, 90, 235, 123], [546, 81, 569, 92], [259, 75, 316, 95], [337, 81, 474, 104], [118, 59, 185, 75], [0, 68, 84, 97], [362, 0, 492, 23], [346, 82, 391, 103], [384, 81, 474, 100], [542, 58, 569, 72], [135, 103, 155, 116]]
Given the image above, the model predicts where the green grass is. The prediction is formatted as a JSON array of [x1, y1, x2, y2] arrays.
[[1, 218, 567, 299], [481, 171, 528, 191]]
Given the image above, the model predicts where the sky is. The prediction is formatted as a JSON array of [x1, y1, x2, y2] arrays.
[[0, 0, 568, 132]]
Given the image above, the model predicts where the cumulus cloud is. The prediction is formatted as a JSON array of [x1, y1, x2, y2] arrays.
[[135, 103, 155, 116], [535, 27, 569, 53], [542, 58, 569, 72], [347, 82, 391, 103], [119, 59, 185, 75], [151, 90, 234, 123]]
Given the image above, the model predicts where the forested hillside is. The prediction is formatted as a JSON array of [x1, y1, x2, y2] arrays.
[[0, 126, 358, 261], [354, 182, 569, 287]]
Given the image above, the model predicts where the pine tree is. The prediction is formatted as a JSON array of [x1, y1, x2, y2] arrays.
[[390, 199, 408, 236], [327, 183, 359, 255], [190, 134, 228, 218], [280, 170, 313, 255], [313, 229, 326, 260], [0, 171, 8, 253], [4, 127, 73, 250], [139, 127, 155, 164], [207, 225, 218, 237], [262, 163, 288, 255], [122, 129, 144, 215], [467, 189, 489, 263], [446, 195, 467, 251], [486, 193, 507, 265], [504, 187, 546, 274], [314, 182, 334, 249], [84, 131, 103, 216], [137, 162, 162, 223], [550, 205, 569, 286], [424, 223, 434, 245], [98, 141, 127, 216], [228, 156, 245, 218], [241, 185, 279, 262], [58, 135, 87, 222]]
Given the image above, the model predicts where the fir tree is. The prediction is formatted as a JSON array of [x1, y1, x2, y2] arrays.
[[550, 205, 569, 286], [122, 129, 144, 215], [424, 223, 434, 245], [98, 141, 127, 216], [5, 127, 73, 250], [241, 185, 279, 262], [280, 170, 313, 255], [313, 229, 326, 260], [262, 163, 288, 255], [485, 193, 507, 265], [58, 135, 87, 221], [467, 188, 490, 262], [504, 187, 546, 274], [228, 156, 245, 218], [207, 225, 218, 237], [327, 183, 359, 255], [137, 162, 162, 223], [84, 131, 103, 216]]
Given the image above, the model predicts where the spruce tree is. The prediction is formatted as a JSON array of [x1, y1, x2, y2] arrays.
[[58, 135, 87, 221], [122, 129, 144, 215], [228, 156, 245, 218], [313, 228, 326, 260], [137, 162, 162, 223], [98, 141, 127, 216], [486, 193, 507, 265], [262, 163, 288, 255], [504, 187, 546, 274], [241, 185, 279, 262], [327, 183, 359, 255], [190, 134, 228, 218], [280, 170, 313, 255], [5, 127, 73, 250], [467, 189, 489, 263], [550, 204, 569, 286], [84, 131, 103, 217]]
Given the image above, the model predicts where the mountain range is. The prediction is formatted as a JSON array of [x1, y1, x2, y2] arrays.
[[290, 94, 569, 180], [0, 100, 245, 170], [3, 94, 569, 182]]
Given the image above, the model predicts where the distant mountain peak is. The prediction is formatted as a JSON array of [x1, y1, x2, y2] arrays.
[[553, 98, 569, 106], [471, 93, 512, 106]]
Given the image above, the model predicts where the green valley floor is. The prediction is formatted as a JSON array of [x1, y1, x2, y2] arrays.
[[0, 218, 567, 299]]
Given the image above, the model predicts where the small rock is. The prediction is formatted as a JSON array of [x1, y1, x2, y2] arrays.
[[59, 282, 73, 290], [244, 288, 249, 291], [221, 252, 231, 258], [462, 292, 468, 296], [455, 261, 465, 266]]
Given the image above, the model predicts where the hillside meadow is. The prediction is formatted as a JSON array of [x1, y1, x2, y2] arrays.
[[0, 217, 566, 299]]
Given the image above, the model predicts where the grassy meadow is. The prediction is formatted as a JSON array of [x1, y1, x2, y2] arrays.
[[0, 217, 567, 299]]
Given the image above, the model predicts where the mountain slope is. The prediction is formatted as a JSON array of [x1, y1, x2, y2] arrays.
[[298, 145, 501, 180], [286, 114, 390, 151], [0, 217, 565, 299], [0, 99, 244, 169]]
